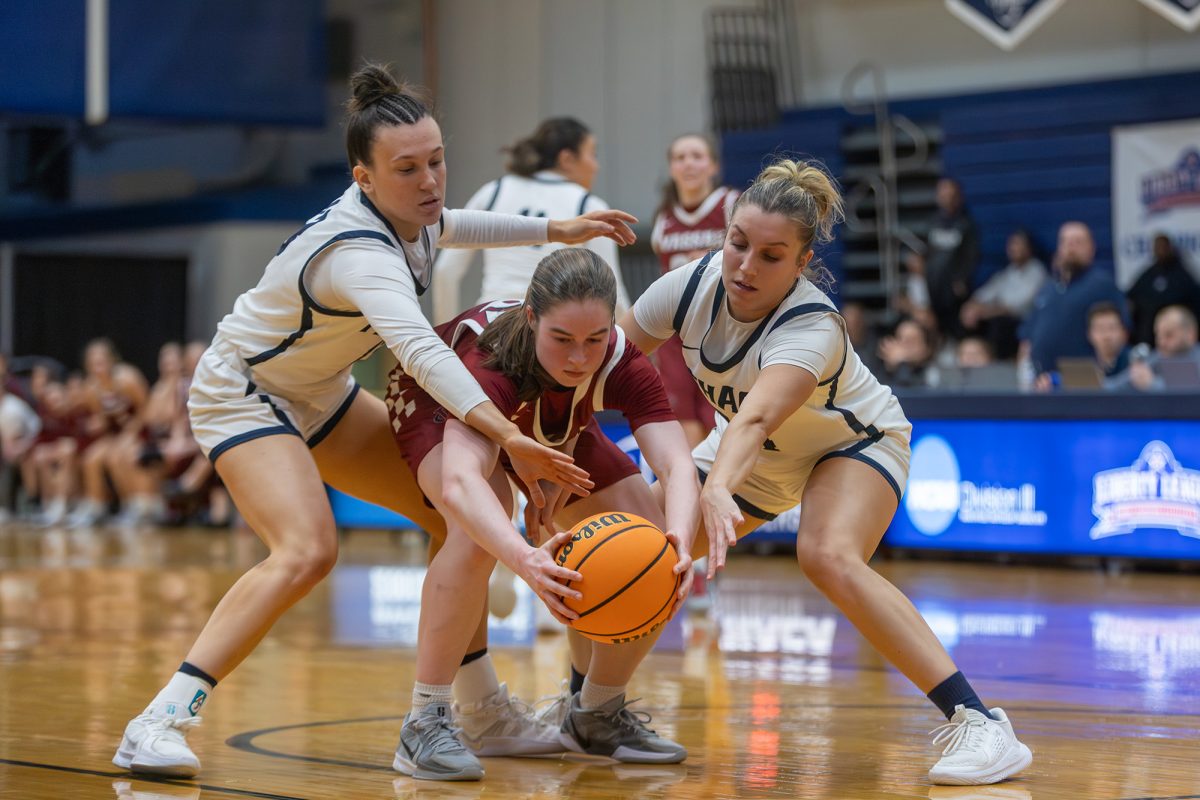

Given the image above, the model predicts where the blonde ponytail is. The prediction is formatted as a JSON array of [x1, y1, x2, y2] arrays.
[[732, 158, 844, 288]]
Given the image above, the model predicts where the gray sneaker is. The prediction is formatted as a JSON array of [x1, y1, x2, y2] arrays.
[[559, 692, 686, 764], [392, 703, 484, 781]]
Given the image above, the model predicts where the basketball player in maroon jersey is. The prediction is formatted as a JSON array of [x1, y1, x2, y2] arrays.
[[387, 248, 699, 780], [650, 134, 739, 448]]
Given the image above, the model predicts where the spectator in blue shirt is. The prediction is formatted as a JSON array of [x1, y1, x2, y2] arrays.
[[1019, 221, 1128, 382]]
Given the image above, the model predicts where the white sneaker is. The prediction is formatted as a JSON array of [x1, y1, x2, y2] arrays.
[[113, 714, 202, 777], [928, 706, 1032, 785], [454, 683, 563, 757], [535, 680, 572, 729]]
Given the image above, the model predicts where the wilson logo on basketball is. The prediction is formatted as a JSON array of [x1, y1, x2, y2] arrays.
[[555, 512, 632, 565]]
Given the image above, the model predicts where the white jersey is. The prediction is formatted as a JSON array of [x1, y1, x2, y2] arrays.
[[210, 182, 547, 421], [632, 251, 907, 461], [431, 171, 631, 323]]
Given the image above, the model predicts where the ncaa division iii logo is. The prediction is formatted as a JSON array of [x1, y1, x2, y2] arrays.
[[1092, 441, 1200, 540]]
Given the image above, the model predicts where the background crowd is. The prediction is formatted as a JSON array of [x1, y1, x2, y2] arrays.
[[4, 131, 1199, 530]]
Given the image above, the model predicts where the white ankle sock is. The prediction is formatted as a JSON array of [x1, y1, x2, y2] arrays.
[[453, 654, 501, 707], [147, 671, 214, 719], [412, 682, 454, 711], [580, 678, 626, 710]]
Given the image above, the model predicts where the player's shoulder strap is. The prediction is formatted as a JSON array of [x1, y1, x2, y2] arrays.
[[591, 322, 628, 411], [761, 299, 845, 386], [672, 249, 718, 334]]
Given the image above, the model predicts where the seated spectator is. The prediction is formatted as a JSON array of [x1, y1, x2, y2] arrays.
[[1085, 302, 1132, 383], [1113, 305, 1200, 392], [878, 317, 937, 388], [108, 342, 188, 527], [1126, 234, 1200, 346], [960, 229, 1046, 359], [67, 339, 147, 527], [956, 336, 994, 368], [1, 353, 28, 402], [160, 340, 230, 526], [925, 177, 980, 340], [842, 300, 885, 377], [1019, 221, 1128, 382], [1, 355, 42, 522], [22, 380, 85, 525]]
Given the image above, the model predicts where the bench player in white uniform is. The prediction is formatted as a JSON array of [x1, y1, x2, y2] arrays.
[[432, 117, 631, 323], [620, 159, 1033, 787], [112, 64, 636, 779]]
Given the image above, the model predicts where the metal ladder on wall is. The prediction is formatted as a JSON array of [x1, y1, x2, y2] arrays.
[[839, 62, 941, 321]]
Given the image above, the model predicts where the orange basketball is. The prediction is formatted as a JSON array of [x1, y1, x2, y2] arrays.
[[554, 511, 680, 644]]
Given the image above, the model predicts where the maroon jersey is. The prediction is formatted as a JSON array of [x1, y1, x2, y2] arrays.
[[387, 300, 675, 476], [650, 186, 739, 273]]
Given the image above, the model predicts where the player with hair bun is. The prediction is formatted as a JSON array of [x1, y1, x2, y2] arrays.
[[112, 63, 637, 779]]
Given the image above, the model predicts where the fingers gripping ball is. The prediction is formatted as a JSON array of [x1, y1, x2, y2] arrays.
[[554, 512, 680, 644]]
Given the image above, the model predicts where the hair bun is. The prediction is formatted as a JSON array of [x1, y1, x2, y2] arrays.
[[349, 64, 402, 113]]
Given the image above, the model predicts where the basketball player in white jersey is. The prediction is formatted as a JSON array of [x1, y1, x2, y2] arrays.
[[620, 159, 1033, 786], [432, 117, 631, 323], [111, 64, 637, 779]]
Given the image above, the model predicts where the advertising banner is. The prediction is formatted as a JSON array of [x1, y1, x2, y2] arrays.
[[1112, 118, 1200, 288], [889, 419, 1200, 559]]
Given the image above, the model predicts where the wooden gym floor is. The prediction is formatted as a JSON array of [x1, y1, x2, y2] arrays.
[[1, 524, 1198, 799]]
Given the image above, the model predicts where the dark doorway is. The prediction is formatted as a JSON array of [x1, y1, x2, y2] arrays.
[[14, 253, 188, 379]]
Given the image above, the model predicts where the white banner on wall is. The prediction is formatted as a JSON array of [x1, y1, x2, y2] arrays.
[[1112, 119, 1200, 289], [944, 0, 1066, 50], [1137, 0, 1200, 32]]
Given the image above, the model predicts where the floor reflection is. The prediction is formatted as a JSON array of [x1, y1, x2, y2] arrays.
[[2, 523, 1199, 798]]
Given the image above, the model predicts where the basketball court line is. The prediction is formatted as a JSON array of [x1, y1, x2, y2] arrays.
[[0, 757, 311, 800], [220, 702, 1200, 775]]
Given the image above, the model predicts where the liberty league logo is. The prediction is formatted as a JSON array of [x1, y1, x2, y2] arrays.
[[1091, 441, 1200, 540], [1141, 148, 1200, 216]]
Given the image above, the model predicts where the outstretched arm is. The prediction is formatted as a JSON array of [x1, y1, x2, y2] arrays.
[[440, 208, 636, 249], [634, 420, 700, 607], [437, 419, 583, 621], [701, 364, 817, 576]]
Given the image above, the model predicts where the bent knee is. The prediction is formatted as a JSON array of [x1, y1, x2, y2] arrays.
[[796, 541, 862, 590], [272, 539, 339, 587]]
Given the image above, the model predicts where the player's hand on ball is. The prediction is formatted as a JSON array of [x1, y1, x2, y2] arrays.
[[664, 529, 694, 619], [523, 481, 573, 545], [515, 531, 582, 624], [547, 209, 638, 247], [700, 487, 742, 579]]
